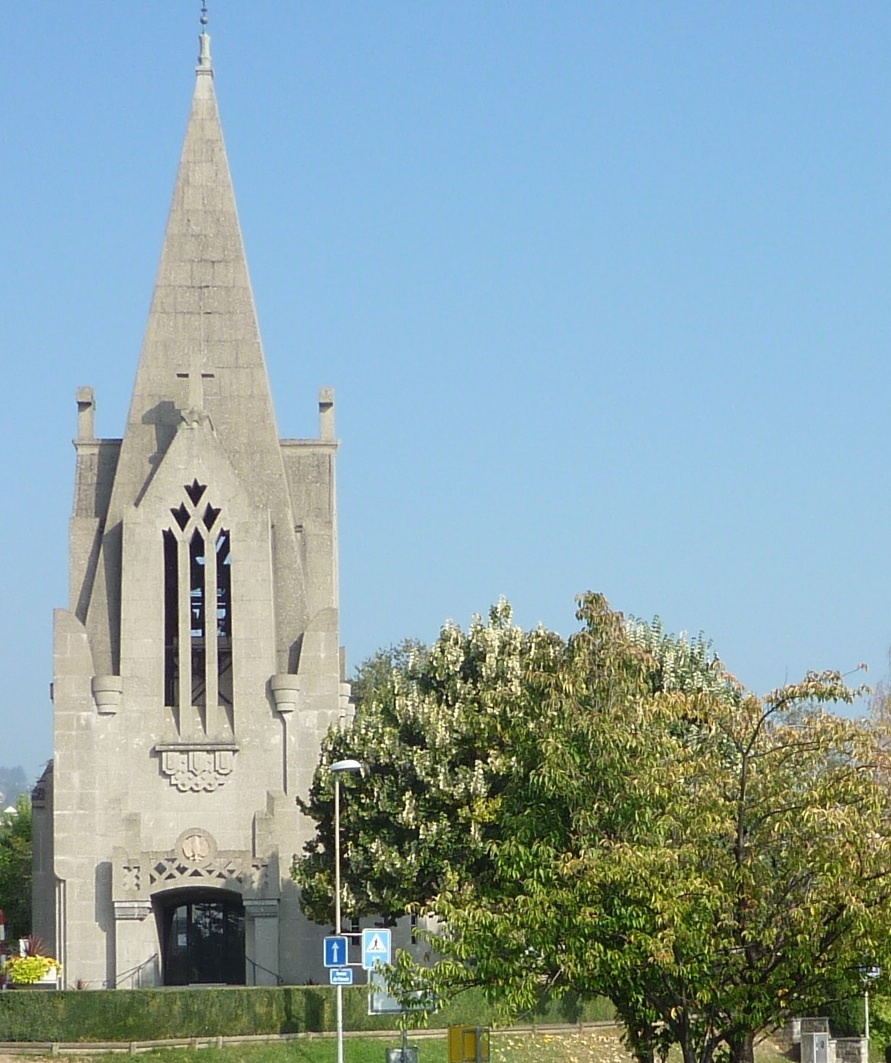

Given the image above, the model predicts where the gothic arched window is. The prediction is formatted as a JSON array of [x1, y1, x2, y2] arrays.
[[163, 480, 233, 732]]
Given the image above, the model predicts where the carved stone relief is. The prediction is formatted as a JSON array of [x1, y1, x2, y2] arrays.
[[113, 829, 273, 906], [155, 744, 238, 792]]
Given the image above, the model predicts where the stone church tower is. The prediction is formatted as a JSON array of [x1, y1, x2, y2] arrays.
[[32, 23, 348, 989]]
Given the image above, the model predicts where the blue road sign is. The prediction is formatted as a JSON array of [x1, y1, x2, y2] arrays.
[[362, 927, 392, 970], [323, 935, 349, 968], [330, 967, 353, 985]]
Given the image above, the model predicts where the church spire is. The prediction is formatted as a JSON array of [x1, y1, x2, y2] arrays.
[[107, 8, 286, 512], [85, 16, 306, 676]]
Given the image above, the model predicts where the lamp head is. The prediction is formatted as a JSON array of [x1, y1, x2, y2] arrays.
[[330, 758, 363, 775]]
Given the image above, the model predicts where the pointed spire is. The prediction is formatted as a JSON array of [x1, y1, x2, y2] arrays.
[[83, 7, 309, 678], [107, 9, 286, 512]]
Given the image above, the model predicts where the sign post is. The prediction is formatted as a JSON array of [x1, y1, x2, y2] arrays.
[[330, 759, 363, 1063]]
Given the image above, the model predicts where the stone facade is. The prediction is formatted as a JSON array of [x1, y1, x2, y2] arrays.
[[31, 30, 349, 989]]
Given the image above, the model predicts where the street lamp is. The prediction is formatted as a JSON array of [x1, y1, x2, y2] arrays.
[[861, 965, 880, 1044], [332, 758, 363, 1063]]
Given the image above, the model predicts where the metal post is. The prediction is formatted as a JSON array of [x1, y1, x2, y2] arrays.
[[335, 775, 344, 1063], [0, 909, 6, 991], [860, 964, 880, 1047], [865, 984, 870, 1044], [330, 759, 362, 1063]]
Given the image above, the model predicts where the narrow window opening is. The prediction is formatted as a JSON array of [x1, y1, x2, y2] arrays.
[[216, 530, 233, 707], [185, 480, 207, 506], [190, 530, 206, 707], [171, 502, 189, 531], [163, 530, 179, 707], [165, 482, 233, 728]]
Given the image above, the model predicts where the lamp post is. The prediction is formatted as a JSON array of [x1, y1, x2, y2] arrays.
[[861, 965, 880, 1044], [0, 909, 6, 989], [332, 758, 363, 1063]]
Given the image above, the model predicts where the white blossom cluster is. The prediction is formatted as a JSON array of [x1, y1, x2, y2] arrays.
[[625, 615, 739, 703], [302, 598, 549, 916]]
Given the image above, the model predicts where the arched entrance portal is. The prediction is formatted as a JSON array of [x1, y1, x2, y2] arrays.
[[155, 888, 245, 985]]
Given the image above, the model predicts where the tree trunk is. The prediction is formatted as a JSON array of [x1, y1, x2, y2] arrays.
[[729, 1032, 755, 1063], [680, 1037, 699, 1063], [677, 1021, 708, 1063], [619, 1019, 655, 1063]]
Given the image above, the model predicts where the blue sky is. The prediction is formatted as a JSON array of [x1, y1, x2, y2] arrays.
[[2, 3, 891, 779]]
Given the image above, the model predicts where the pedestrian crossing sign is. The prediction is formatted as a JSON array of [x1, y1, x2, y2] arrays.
[[361, 927, 392, 970]]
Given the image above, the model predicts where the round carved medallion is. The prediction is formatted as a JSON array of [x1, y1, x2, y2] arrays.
[[182, 833, 210, 863]]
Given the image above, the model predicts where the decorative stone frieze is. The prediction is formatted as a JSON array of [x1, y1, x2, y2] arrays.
[[154, 743, 238, 792], [113, 829, 277, 910], [145, 855, 268, 891], [121, 864, 141, 892]]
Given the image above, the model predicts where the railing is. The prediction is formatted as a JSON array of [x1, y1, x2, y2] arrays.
[[113, 953, 160, 989], [112, 954, 281, 989], [246, 956, 284, 986]]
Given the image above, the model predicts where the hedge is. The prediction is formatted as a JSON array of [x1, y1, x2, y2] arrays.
[[0, 985, 613, 1043]]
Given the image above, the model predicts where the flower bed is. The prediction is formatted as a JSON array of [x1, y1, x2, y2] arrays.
[[3, 954, 61, 986]]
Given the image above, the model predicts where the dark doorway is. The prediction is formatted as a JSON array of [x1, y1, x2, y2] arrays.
[[156, 889, 245, 985]]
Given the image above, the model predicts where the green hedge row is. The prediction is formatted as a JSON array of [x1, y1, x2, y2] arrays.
[[0, 985, 613, 1044]]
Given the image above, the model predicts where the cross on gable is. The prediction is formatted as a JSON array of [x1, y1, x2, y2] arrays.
[[176, 366, 216, 425], [176, 369, 216, 411]]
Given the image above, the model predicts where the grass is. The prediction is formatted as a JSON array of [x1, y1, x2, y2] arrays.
[[44, 1026, 801, 1063], [75, 1026, 664, 1063], [88, 1042, 446, 1063]]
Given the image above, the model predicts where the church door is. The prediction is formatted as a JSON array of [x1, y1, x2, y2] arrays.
[[157, 890, 245, 985]]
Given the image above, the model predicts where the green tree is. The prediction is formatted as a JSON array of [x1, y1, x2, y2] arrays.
[[293, 603, 534, 922], [295, 604, 729, 924], [349, 638, 427, 715], [296, 595, 891, 1063], [471, 656, 888, 1063], [0, 795, 32, 942]]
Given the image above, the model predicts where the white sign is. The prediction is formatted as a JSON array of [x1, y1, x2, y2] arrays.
[[368, 969, 435, 1016], [367, 968, 402, 1014], [362, 927, 392, 970]]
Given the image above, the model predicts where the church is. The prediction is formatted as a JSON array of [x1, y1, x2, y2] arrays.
[[31, 18, 350, 988]]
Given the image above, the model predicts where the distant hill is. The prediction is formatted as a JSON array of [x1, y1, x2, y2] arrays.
[[0, 767, 29, 807]]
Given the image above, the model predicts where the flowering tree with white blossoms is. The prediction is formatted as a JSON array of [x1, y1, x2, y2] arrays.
[[293, 599, 547, 923]]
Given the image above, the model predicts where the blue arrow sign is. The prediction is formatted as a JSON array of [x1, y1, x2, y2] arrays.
[[324, 935, 349, 968], [362, 927, 392, 970], [330, 967, 353, 985]]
